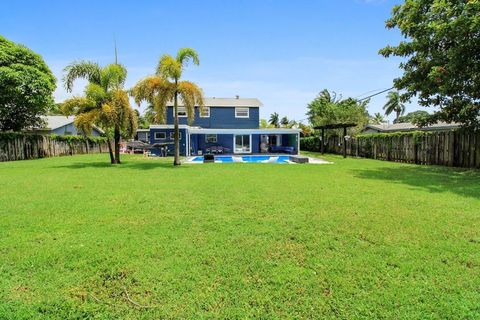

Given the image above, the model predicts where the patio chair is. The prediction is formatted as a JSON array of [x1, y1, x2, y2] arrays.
[[205, 147, 211, 154], [217, 146, 224, 154], [211, 146, 218, 154]]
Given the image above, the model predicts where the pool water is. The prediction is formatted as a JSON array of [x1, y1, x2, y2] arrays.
[[190, 155, 291, 163]]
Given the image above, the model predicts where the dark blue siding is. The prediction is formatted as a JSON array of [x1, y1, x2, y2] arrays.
[[195, 134, 234, 153], [166, 107, 259, 129], [150, 128, 187, 155]]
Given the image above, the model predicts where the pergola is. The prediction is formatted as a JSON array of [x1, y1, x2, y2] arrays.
[[313, 123, 356, 158]]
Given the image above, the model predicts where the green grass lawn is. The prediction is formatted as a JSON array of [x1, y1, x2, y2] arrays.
[[1, 153, 479, 319]]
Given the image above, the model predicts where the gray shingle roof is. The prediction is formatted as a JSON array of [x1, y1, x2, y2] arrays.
[[43, 116, 75, 130], [40, 116, 104, 134], [365, 122, 461, 132], [167, 97, 263, 107]]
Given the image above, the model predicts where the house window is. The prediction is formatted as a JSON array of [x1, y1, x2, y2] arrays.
[[205, 134, 217, 143], [200, 107, 210, 118], [154, 132, 166, 140], [235, 107, 249, 118], [173, 106, 187, 117], [234, 134, 251, 153], [169, 132, 182, 140]]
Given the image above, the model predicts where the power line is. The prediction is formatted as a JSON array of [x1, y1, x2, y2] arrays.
[[355, 88, 391, 99], [291, 87, 395, 124], [357, 87, 394, 102]]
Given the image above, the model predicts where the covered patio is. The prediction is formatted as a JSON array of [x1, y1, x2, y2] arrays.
[[187, 128, 301, 156]]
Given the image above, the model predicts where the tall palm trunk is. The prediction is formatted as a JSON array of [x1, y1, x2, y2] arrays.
[[106, 137, 115, 164], [114, 125, 121, 164], [173, 85, 181, 166]]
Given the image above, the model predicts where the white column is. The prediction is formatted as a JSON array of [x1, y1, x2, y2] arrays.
[[297, 133, 300, 155]]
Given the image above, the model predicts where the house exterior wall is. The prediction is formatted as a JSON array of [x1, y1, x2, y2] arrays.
[[166, 106, 260, 129], [136, 131, 149, 142], [149, 128, 187, 156], [51, 124, 102, 136]]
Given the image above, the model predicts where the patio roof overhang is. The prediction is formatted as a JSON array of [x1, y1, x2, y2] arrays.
[[187, 128, 301, 135]]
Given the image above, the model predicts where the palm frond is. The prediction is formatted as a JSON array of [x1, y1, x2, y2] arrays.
[[63, 61, 102, 92], [156, 54, 181, 80], [100, 63, 127, 90], [130, 76, 175, 124], [177, 81, 204, 124], [73, 109, 100, 135], [176, 48, 200, 67], [85, 83, 108, 105], [61, 97, 96, 116]]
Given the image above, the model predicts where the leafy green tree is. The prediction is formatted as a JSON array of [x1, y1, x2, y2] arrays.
[[298, 122, 313, 137], [394, 110, 430, 124], [370, 112, 386, 125], [0, 36, 56, 131], [260, 119, 274, 128], [383, 91, 406, 121], [143, 105, 156, 125], [307, 89, 370, 135], [47, 103, 64, 115], [131, 48, 204, 166], [135, 109, 152, 129], [269, 112, 280, 128], [62, 61, 137, 164], [380, 0, 480, 127]]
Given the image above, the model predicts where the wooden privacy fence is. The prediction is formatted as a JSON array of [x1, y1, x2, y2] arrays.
[[301, 130, 480, 168], [0, 134, 109, 162]]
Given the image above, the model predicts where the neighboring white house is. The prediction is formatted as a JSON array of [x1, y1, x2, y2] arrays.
[[362, 122, 461, 134], [32, 116, 104, 136]]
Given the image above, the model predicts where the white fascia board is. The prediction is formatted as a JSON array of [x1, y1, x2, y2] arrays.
[[188, 128, 301, 135]]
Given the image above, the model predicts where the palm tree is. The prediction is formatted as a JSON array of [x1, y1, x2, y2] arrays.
[[62, 61, 137, 164], [131, 48, 204, 166], [269, 112, 280, 128], [370, 112, 386, 125], [383, 91, 406, 121], [280, 116, 289, 127]]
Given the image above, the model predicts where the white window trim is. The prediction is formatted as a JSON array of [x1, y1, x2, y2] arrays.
[[205, 134, 217, 143], [173, 106, 188, 118], [233, 134, 252, 154], [170, 132, 182, 140], [199, 107, 210, 118], [154, 132, 166, 140], [235, 107, 249, 118]]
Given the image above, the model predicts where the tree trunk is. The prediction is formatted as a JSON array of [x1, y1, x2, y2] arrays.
[[106, 137, 115, 164], [114, 125, 121, 164], [173, 87, 181, 166]]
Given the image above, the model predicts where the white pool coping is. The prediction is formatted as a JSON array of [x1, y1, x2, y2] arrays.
[[183, 155, 332, 164]]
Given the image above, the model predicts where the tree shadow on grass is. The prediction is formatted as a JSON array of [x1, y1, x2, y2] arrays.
[[53, 160, 190, 171], [352, 165, 480, 199]]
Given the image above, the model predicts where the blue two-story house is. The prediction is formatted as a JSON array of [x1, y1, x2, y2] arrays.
[[147, 97, 301, 156]]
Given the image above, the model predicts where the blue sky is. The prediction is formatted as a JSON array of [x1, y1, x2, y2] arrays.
[[1, 0, 415, 123]]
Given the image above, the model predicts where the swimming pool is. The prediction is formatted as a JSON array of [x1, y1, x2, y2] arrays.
[[189, 155, 291, 163]]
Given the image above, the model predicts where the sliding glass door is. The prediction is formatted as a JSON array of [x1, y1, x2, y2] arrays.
[[234, 134, 251, 153]]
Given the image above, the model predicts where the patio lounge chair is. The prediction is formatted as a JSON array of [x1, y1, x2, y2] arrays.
[[270, 146, 295, 154]]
